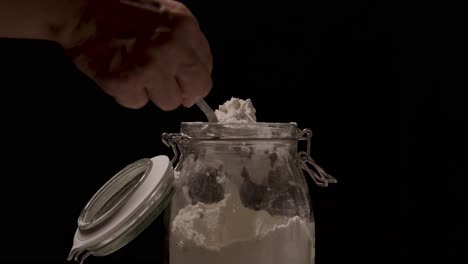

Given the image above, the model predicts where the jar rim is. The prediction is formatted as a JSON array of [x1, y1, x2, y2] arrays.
[[179, 122, 300, 140]]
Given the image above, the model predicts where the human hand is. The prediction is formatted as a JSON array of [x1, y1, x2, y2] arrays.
[[66, 0, 212, 110]]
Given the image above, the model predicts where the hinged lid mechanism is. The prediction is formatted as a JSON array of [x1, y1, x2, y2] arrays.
[[68, 155, 175, 263]]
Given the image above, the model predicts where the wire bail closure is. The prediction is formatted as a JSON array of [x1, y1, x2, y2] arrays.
[[162, 128, 337, 187], [297, 128, 337, 187], [161, 133, 188, 164]]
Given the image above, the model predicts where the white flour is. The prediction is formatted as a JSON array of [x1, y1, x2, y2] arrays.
[[170, 193, 313, 264], [215, 97, 256, 123], [169, 98, 314, 263]]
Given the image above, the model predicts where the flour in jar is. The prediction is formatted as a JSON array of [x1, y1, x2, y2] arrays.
[[170, 192, 314, 264], [169, 98, 314, 264]]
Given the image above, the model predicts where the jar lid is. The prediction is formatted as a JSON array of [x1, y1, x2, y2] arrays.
[[68, 155, 175, 263]]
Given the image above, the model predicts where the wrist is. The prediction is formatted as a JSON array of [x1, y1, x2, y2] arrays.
[[0, 0, 96, 48]]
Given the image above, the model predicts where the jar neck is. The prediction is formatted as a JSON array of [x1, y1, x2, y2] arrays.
[[179, 122, 300, 140], [180, 140, 298, 160]]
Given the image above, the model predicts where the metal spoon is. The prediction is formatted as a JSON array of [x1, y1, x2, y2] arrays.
[[195, 98, 218, 123]]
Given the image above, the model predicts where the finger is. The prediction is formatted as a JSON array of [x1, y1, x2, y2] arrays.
[[144, 68, 183, 111], [195, 30, 213, 73], [173, 17, 213, 73], [113, 89, 149, 109], [150, 37, 212, 107], [159, 1, 212, 73], [176, 58, 212, 108], [103, 75, 150, 109]]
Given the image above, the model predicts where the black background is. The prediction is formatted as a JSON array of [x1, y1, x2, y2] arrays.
[[0, 0, 417, 263]]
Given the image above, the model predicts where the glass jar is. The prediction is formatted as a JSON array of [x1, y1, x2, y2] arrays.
[[165, 122, 336, 264], [68, 122, 336, 264]]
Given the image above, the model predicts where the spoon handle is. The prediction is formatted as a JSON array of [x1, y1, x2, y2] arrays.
[[195, 98, 218, 123]]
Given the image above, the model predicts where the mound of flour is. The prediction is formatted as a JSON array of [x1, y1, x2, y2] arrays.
[[214, 97, 256, 123]]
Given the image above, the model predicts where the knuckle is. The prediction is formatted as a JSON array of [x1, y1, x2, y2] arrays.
[[100, 82, 120, 96], [180, 60, 200, 72], [155, 96, 182, 111], [115, 96, 148, 109], [172, 2, 191, 15], [171, 6, 198, 27], [201, 77, 212, 96], [206, 59, 213, 73]]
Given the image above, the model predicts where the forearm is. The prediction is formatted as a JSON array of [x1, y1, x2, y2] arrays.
[[0, 0, 87, 47]]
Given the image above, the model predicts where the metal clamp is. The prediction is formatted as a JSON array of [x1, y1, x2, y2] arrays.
[[297, 128, 337, 187], [68, 249, 91, 264], [161, 133, 189, 164]]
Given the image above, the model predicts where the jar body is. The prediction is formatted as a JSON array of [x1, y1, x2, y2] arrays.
[[166, 123, 315, 264]]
